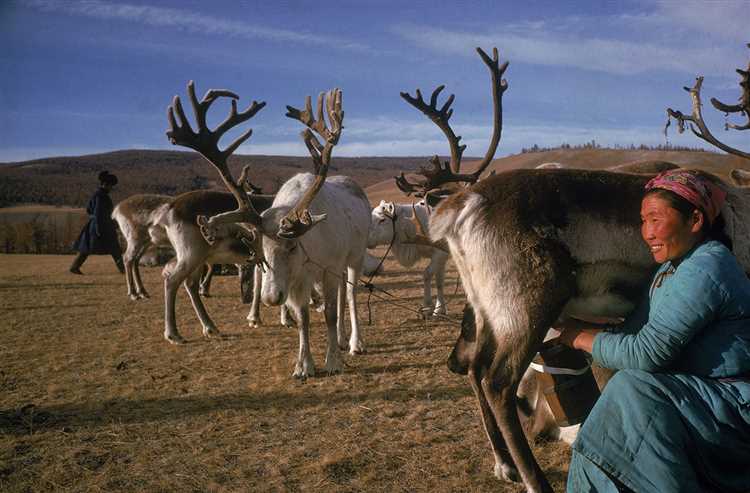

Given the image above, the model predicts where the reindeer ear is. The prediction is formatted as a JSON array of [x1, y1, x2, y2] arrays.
[[379, 200, 387, 207]]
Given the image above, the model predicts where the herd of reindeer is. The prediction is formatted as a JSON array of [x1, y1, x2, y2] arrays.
[[107, 46, 749, 492]]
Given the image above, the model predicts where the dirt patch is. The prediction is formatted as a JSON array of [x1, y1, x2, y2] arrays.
[[0, 252, 571, 492]]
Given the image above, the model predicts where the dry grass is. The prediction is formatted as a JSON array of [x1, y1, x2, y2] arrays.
[[0, 251, 570, 492]]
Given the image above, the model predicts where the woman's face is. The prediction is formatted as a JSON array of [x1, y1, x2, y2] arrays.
[[640, 194, 703, 263]]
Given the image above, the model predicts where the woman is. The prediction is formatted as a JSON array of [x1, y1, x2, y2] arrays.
[[69, 171, 124, 275], [557, 169, 750, 492]]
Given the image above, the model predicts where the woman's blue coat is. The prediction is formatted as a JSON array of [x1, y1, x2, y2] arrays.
[[569, 240, 750, 492]]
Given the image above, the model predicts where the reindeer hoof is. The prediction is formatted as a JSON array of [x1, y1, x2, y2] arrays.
[[129, 294, 139, 301], [349, 346, 367, 356], [494, 463, 521, 483], [203, 327, 220, 339], [293, 360, 315, 379], [293, 369, 314, 380], [165, 333, 187, 345], [140, 292, 150, 299], [247, 319, 260, 329], [432, 306, 447, 316]]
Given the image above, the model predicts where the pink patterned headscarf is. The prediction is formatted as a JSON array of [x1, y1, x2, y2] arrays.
[[645, 169, 727, 224]]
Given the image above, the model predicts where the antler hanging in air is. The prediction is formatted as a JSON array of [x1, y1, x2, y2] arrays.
[[665, 44, 750, 160], [396, 47, 509, 196], [166, 81, 266, 252], [279, 88, 344, 238]]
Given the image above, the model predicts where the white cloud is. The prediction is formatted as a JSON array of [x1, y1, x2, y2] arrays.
[[241, 117, 697, 157], [22, 0, 374, 53], [652, 1, 749, 42], [392, 5, 745, 77]]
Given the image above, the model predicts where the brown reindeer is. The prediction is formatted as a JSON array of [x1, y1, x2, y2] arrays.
[[398, 47, 750, 492], [146, 82, 270, 344]]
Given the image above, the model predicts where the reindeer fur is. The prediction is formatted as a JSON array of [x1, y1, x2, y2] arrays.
[[431, 168, 750, 492]]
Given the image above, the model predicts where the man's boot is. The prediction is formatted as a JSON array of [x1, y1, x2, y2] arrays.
[[69, 252, 87, 275]]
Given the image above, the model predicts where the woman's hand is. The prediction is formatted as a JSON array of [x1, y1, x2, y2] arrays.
[[553, 318, 605, 354]]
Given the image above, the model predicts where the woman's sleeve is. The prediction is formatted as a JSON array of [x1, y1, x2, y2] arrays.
[[592, 264, 726, 371], [613, 290, 650, 335]]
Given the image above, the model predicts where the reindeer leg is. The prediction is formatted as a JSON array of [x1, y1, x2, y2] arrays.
[[346, 265, 365, 355], [480, 303, 563, 493], [322, 274, 344, 375], [478, 332, 552, 493], [336, 274, 347, 350], [132, 242, 151, 299], [199, 264, 212, 297], [247, 265, 263, 328], [184, 266, 220, 339], [432, 253, 448, 316], [123, 240, 141, 300], [465, 308, 521, 483], [280, 305, 294, 327], [290, 301, 314, 378], [162, 257, 196, 345]]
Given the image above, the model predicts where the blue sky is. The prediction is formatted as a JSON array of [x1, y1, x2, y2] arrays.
[[1, 0, 748, 162]]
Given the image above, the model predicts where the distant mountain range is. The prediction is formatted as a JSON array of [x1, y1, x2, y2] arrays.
[[1, 148, 747, 208], [0, 150, 432, 207]]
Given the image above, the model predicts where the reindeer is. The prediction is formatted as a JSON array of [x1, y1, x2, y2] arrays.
[[397, 47, 750, 492], [113, 167, 264, 302], [167, 84, 371, 377], [158, 188, 274, 343], [112, 193, 172, 300], [113, 189, 285, 338], [368, 200, 449, 316]]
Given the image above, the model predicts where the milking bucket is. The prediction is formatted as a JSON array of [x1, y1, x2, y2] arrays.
[[530, 341, 600, 427]]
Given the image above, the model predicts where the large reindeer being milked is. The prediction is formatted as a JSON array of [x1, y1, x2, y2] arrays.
[[396, 47, 750, 492], [168, 85, 371, 378]]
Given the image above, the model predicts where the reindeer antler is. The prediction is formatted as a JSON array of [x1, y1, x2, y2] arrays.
[[167, 81, 267, 232], [400, 86, 465, 175], [396, 47, 509, 196], [238, 165, 263, 194], [710, 43, 750, 132], [665, 44, 750, 160], [278, 88, 344, 238]]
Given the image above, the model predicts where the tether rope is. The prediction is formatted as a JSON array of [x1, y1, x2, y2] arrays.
[[296, 233, 462, 327]]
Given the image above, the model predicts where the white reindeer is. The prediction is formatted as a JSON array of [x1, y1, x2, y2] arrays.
[[368, 200, 449, 316], [167, 84, 370, 378]]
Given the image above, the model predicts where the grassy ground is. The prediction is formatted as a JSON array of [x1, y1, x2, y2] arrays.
[[0, 252, 570, 492]]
